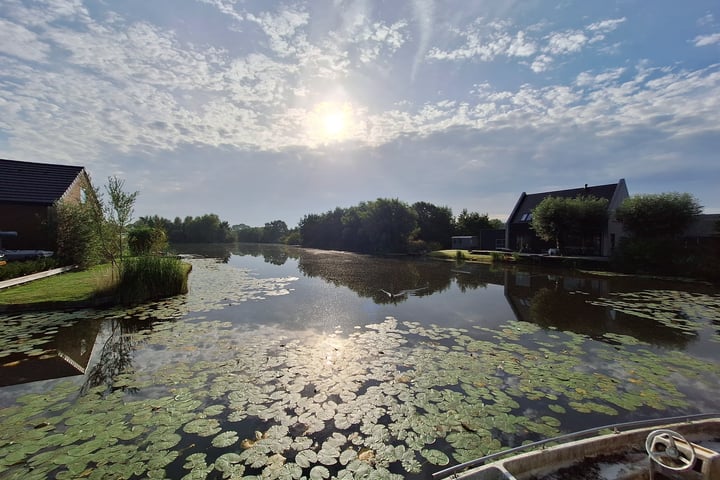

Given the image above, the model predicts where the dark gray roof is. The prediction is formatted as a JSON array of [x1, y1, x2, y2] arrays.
[[510, 182, 619, 224], [0, 158, 85, 205]]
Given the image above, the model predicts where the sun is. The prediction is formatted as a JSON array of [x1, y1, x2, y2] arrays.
[[307, 101, 354, 144], [322, 111, 347, 137]]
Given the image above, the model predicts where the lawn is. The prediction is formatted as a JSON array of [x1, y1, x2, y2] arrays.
[[0, 264, 115, 306], [427, 249, 495, 263]]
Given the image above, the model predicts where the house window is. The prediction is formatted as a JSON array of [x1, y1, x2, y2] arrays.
[[519, 213, 533, 222], [80, 188, 87, 204]]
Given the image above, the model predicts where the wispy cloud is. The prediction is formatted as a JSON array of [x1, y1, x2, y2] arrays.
[[693, 32, 720, 46], [426, 15, 624, 73], [410, 0, 434, 80]]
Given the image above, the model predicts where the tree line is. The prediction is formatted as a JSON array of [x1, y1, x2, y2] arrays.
[[297, 199, 502, 254], [132, 200, 504, 254]]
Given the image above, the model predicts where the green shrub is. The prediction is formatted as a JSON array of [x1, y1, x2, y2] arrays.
[[114, 256, 189, 304], [0, 258, 60, 281]]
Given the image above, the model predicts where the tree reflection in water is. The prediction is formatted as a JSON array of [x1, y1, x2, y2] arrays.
[[80, 317, 152, 396]]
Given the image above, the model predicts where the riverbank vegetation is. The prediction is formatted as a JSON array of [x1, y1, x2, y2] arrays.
[[297, 199, 502, 254], [133, 200, 503, 254], [0, 176, 192, 306], [612, 192, 718, 280], [0, 258, 190, 309]]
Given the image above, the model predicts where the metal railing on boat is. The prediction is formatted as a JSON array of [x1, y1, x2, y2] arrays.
[[432, 413, 720, 479]]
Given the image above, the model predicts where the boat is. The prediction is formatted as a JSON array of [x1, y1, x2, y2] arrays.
[[433, 413, 720, 480], [0, 249, 54, 261]]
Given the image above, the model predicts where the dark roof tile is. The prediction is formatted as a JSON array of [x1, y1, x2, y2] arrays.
[[510, 183, 619, 224], [0, 158, 85, 205]]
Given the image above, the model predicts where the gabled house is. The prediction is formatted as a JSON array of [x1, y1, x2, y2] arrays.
[[0, 158, 96, 250], [505, 179, 629, 256]]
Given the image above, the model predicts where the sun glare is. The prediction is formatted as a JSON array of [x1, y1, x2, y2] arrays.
[[307, 101, 354, 144], [323, 111, 346, 137]]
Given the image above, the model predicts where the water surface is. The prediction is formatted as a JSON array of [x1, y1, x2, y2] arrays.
[[1, 244, 719, 479]]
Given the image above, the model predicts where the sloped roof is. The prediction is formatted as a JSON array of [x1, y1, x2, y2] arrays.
[[509, 182, 619, 224], [0, 158, 85, 205]]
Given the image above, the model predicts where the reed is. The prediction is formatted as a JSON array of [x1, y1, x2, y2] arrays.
[[114, 256, 189, 304]]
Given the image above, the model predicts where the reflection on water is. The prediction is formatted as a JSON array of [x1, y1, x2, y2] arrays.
[[0, 318, 102, 387], [0, 244, 718, 480], [2, 244, 717, 389]]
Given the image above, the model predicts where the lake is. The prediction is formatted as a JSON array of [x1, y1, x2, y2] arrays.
[[1, 244, 719, 479]]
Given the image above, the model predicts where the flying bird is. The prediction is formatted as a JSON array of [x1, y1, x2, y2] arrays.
[[379, 287, 427, 298]]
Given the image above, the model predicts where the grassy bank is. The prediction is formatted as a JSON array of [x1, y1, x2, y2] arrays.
[[427, 249, 495, 263], [0, 258, 191, 310]]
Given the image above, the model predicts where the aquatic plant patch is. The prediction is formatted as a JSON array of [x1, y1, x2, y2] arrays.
[[1, 310, 718, 479], [2, 259, 719, 478], [589, 290, 720, 341]]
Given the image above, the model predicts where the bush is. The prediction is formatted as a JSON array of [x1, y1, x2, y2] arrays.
[[612, 237, 720, 280], [128, 226, 168, 256], [0, 258, 60, 281], [113, 256, 189, 304]]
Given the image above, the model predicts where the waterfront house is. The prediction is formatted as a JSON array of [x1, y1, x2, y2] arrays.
[[505, 179, 629, 256], [0, 158, 96, 250], [451, 236, 478, 250]]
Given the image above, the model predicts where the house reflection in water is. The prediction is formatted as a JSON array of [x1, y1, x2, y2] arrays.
[[502, 269, 694, 349], [0, 319, 102, 387]]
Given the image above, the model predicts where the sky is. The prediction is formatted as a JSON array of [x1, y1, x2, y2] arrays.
[[1, 0, 719, 227]]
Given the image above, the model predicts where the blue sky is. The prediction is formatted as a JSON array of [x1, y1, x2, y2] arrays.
[[1, 0, 719, 227]]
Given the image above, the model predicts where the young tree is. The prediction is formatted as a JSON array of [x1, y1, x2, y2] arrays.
[[616, 192, 702, 238], [91, 176, 139, 275]]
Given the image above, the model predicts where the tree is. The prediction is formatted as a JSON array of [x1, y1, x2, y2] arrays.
[[262, 220, 289, 244], [90, 177, 138, 275], [455, 209, 492, 236], [361, 199, 418, 253], [412, 202, 454, 249], [531, 195, 608, 250], [616, 192, 702, 238]]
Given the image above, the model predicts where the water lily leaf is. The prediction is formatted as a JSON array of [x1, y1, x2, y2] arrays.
[[183, 418, 221, 437], [339, 448, 357, 466], [295, 449, 317, 468], [309, 465, 330, 480], [421, 449, 450, 466], [212, 431, 239, 448]]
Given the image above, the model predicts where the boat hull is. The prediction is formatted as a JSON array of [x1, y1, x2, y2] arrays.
[[436, 417, 720, 480]]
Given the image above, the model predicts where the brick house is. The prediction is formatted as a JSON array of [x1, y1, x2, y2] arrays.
[[505, 179, 629, 256], [0, 158, 96, 250]]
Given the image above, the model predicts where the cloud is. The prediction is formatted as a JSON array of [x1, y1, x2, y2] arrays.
[[426, 15, 624, 72], [693, 32, 720, 47], [586, 17, 626, 33], [411, 0, 434, 80], [246, 7, 310, 57], [544, 30, 588, 55], [0, 19, 50, 62], [1, 1, 719, 222]]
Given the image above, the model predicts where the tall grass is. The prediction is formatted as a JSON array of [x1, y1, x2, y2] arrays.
[[114, 256, 189, 304]]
